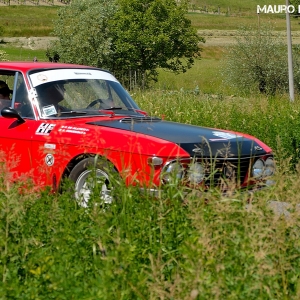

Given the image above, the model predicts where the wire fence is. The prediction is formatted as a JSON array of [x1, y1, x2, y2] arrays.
[[0, 0, 70, 5]]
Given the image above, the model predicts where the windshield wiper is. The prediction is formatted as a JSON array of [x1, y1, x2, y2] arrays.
[[59, 111, 87, 115], [101, 107, 123, 110]]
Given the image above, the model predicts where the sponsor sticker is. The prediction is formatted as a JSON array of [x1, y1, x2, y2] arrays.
[[44, 143, 56, 150], [36, 123, 56, 135], [37, 74, 48, 82], [43, 105, 57, 117], [58, 126, 89, 135], [45, 154, 54, 166]]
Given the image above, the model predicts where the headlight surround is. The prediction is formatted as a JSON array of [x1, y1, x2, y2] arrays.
[[252, 159, 265, 178], [162, 161, 184, 183], [162, 160, 206, 185], [263, 157, 275, 177], [188, 162, 205, 185], [252, 157, 275, 180]]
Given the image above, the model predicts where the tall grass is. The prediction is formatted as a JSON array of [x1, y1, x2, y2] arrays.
[[0, 157, 299, 299]]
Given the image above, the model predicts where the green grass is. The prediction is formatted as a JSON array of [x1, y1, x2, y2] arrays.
[[0, 148, 299, 299], [188, 12, 294, 31], [0, 5, 58, 37], [1, 44, 48, 61], [153, 46, 227, 94]]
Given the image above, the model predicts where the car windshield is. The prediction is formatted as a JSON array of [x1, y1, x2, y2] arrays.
[[28, 68, 141, 118]]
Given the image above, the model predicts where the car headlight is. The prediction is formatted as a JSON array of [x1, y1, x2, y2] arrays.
[[252, 159, 264, 178], [162, 162, 183, 183], [188, 162, 205, 184], [263, 157, 275, 177]]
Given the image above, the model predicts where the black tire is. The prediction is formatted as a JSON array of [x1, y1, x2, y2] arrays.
[[69, 157, 116, 207]]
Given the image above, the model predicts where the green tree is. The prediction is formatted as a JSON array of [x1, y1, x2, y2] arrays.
[[48, 0, 116, 67], [48, 0, 203, 89], [223, 25, 300, 95], [109, 0, 203, 87], [290, 0, 300, 9]]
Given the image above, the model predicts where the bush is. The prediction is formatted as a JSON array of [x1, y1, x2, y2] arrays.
[[222, 24, 300, 96]]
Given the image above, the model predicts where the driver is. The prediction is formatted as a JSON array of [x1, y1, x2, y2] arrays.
[[38, 82, 68, 115], [0, 80, 12, 100], [0, 80, 13, 110]]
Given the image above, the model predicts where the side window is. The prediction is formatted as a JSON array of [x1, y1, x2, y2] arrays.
[[0, 72, 34, 118], [13, 74, 34, 118], [0, 74, 14, 112]]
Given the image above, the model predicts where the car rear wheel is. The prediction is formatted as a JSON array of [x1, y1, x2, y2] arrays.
[[69, 157, 116, 207]]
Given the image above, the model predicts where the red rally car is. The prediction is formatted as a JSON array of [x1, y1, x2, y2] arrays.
[[0, 62, 275, 206]]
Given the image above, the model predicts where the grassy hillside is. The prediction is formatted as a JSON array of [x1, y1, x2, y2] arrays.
[[191, 0, 288, 12], [0, 6, 58, 37], [0, 1, 297, 36]]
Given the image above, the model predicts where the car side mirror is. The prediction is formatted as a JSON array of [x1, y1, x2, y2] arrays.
[[1, 107, 25, 124]]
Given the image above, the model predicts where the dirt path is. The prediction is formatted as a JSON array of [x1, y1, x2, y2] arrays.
[[3, 29, 300, 50], [199, 29, 300, 46], [1, 36, 57, 50]]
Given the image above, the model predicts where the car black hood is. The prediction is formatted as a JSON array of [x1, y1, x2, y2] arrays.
[[87, 117, 268, 158]]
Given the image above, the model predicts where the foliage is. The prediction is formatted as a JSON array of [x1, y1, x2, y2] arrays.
[[48, 0, 116, 67], [290, 0, 300, 10], [109, 0, 203, 88], [48, 0, 203, 88], [222, 25, 300, 95]]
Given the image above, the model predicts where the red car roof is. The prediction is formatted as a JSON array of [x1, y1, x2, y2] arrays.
[[0, 61, 97, 72]]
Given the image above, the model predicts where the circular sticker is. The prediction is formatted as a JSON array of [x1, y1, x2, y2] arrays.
[[45, 154, 54, 166], [37, 74, 48, 82]]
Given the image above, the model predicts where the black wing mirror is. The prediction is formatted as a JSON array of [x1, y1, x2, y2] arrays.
[[1, 107, 25, 124]]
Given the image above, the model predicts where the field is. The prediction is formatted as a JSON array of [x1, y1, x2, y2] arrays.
[[1, 2, 300, 299]]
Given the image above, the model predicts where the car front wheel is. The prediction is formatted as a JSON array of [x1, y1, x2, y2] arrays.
[[69, 157, 116, 207]]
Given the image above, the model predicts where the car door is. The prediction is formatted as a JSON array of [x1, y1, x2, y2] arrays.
[[0, 71, 35, 183]]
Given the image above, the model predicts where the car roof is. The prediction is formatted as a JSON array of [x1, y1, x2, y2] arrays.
[[0, 61, 102, 73]]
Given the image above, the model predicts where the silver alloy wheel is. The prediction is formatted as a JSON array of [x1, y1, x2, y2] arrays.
[[74, 168, 113, 207]]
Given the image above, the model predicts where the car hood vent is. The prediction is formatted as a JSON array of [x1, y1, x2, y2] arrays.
[[120, 116, 161, 123]]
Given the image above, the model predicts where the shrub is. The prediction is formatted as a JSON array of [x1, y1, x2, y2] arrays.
[[222, 24, 300, 96]]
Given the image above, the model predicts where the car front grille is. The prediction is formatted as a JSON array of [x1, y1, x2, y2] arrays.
[[183, 154, 274, 189], [201, 156, 252, 188]]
